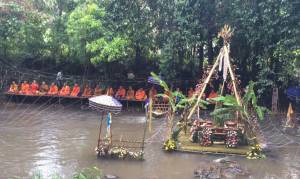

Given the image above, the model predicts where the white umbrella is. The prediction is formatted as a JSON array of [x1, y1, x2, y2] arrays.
[[89, 95, 122, 114], [89, 95, 122, 151]]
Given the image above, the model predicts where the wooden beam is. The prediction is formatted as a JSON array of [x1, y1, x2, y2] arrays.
[[188, 57, 220, 119]]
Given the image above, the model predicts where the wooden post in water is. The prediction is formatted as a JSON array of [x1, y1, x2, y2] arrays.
[[110, 113, 113, 146], [149, 96, 153, 132], [97, 111, 104, 149]]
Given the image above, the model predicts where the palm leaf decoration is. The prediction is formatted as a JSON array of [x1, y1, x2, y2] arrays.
[[210, 95, 243, 126]]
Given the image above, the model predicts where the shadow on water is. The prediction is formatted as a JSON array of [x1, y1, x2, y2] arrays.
[[0, 102, 299, 178]]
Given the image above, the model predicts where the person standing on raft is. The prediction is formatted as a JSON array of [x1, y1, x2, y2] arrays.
[[56, 71, 63, 88]]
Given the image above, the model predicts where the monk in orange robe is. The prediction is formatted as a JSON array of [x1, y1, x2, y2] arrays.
[[30, 80, 39, 95], [135, 88, 147, 101], [149, 86, 157, 99], [82, 84, 92, 97], [70, 83, 80, 97], [8, 81, 18, 93], [126, 86, 135, 100], [94, 85, 103, 96], [59, 83, 71, 96], [20, 81, 30, 94], [48, 83, 58, 95], [106, 86, 114, 96], [188, 87, 194, 98], [163, 90, 170, 102], [39, 81, 49, 95], [208, 89, 218, 99], [115, 86, 126, 99]]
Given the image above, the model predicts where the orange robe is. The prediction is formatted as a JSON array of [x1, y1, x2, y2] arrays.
[[70, 86, 80, 97], [107, 88, 114, 96], [149, 88, 157, 99], [135, 89, 147, 101], [48, 85, 58, 95], [82, 87, 92, 97], [39, 84, 49, 94], [20, 83, 30, 94], [116, 88, 126, 98], [59, 86, 71, 96], [30, 82, 39, 95], [208, 91, 218, 99], [163, 90, 170, 102], [126, 89, 135, 100], [94, 87, 102, 96], [8, 83, 18, 93]]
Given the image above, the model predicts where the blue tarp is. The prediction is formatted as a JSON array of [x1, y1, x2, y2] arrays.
[[286, 87, 300, 101], [147, 76, 163, 85]]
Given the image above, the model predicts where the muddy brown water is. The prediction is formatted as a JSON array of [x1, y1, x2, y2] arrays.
[[0, 102, 299, 179]]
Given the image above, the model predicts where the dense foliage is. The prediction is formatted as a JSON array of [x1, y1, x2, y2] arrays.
[[1, 0, 299, 102]]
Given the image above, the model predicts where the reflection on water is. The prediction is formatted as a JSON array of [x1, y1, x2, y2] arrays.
[[0, 103, 299, 178]]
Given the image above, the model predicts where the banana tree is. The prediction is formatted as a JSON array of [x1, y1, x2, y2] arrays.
[[150, 72, 208, 139], [210, 81, 268, 142]]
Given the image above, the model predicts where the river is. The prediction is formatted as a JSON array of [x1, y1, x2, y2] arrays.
[[0, 102, 299, 178]]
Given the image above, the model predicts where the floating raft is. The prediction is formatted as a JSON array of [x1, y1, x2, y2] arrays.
[[176, 134, 250, 156]]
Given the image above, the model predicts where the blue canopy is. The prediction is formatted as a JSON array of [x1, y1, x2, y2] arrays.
[[286, 87, 300, 101]]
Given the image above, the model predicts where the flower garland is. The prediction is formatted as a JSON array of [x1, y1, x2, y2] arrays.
[[226, 130, 238, 148], [246, 144, 266, 159], [96, 145, 144, 160], [201, 127, 212, 146], [163, 139, 177, 152]]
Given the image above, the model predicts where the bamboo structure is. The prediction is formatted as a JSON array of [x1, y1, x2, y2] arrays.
[[148, 96, 153, 132], [186, 25, 262, 144], [97, 112, 104, 149], [188, 25, 242, 119]]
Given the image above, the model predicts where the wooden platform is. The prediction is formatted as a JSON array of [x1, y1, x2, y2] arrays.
[[3, 92, 145, 110], [176, 133, 250, 156]]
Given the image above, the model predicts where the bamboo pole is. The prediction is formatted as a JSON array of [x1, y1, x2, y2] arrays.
[[149, 96, 153, 132], [97, 111, 104, 149], [142, 107, 148, 152], [188, 57, 220, 119], [220, 80, 225, 96], [226, 54, 241, 105], [110, 113, 113, 145]]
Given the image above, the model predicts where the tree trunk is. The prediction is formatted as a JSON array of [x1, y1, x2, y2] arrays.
[[135, 43, 141, 72], [178, 47, 184, 78]]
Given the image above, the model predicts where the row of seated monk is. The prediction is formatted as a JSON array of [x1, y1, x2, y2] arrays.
[[8, 80, 218, 100], [7, 80, 158, 101]]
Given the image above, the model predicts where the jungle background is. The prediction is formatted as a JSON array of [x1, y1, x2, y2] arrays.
[[0, 0, 299, 107]]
